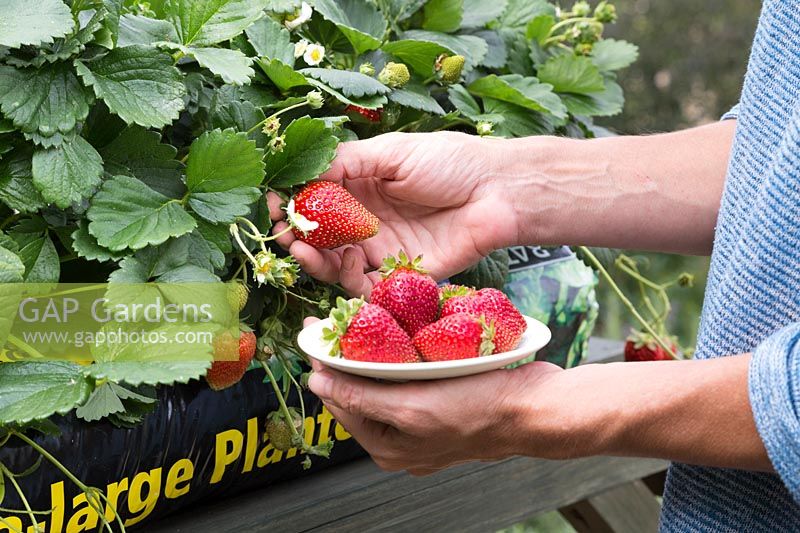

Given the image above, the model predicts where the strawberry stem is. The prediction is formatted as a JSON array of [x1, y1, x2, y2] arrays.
[[1, 463, 40, 533], [577, 246, 677, 358]]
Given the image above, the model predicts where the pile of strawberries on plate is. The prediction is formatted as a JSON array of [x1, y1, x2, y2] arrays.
[[322, 252, 528, 363]]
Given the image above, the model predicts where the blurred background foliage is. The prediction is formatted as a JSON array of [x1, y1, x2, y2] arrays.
[[591, 0, 760, 350]]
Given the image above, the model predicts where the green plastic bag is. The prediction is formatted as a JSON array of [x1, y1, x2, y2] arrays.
[[503, 246, 599, 368]]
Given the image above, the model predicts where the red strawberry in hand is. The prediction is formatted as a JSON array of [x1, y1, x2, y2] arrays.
[[207, 327, 257, 391], [624, 330, 678, 362], [323, 297, 420, 363], [288, 181, 379, 249], [371, 251, 440, 336], [441, 288, 526, 353], [413, 313, 495, 362]]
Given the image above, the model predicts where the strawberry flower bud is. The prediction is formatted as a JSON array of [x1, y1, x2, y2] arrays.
[[572, 1, 591, 17], [476, 121, 494, 136], [262, 117, 281, 137], [306, 90, 325, 109], [378, 62, 410, 88], [575, 42, 594, 55], [594, 1, 617, 23], [294, 39, 309, 58], [678, 272, 695, 288], [286, 199, 320, 235], [303, 43, 325, 66], [284, 2, 313, 30], [359, 62, 376, 76], [435, 54, 465, 85]]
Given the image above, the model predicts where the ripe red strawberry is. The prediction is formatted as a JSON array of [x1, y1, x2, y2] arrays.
[[323, 297, 420, 363], [345, 104, 382, 123], [206, 327, 257, 390], [370, 251, 439, 336], [288, 181, 379, 249], [624, 330, 678, 362], [413, 313, 495, 361], [441, 288, 526, 353], [438, 284, 476, 306]]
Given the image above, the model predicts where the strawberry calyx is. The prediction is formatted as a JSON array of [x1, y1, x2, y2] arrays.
[[439, 283, 476, 305], [379, 250, 427, 278], [322, 297, 365, 357], [478, 315, 496, 356]]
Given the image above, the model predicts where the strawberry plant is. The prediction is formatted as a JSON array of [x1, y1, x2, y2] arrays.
[[0, 0, 641, 527]]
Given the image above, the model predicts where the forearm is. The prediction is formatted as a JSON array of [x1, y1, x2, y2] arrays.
[[490, 121, 736, 255], [514, 355, 772, 471]]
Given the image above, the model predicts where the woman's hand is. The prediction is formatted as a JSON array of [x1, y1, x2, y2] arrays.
[[267, 132, 519, 296]]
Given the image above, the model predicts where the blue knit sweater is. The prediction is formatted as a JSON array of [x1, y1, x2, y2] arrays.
[[658, 1, 800, 530]]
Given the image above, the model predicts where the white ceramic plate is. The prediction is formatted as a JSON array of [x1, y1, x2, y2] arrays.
[[297, 315, 551, 381]]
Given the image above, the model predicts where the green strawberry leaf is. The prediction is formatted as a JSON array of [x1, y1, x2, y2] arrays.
[[449, 249, 509, 289], [208, 94, 268, 146], [313, 0, 387, 55], [256, 58, 309, 92], [186, 46, 255, 85], [265, 116, 339, 188], [86, 361, 211, 386], [382, 39, 451, 76], [245, 16, 295, 65], [560, 78, 624, 117], [24, 4, 108, 66], [447, 84, 481, 120], [468, 74, 567, 120], [0, 232, 20, 254], [0, 62, 94, 140], [31, 136, 104, 208], [118, 14, 179, 47], [300, 68, 390, 98], [483, 97, 554, 137], [0, 147, 47, 214], [17, 232, 60, 283], [75, 382, 126, 422], [99, 125, 185, 198], [306, 77, 387, 109], [0, 0, 75, 49], [537, 54, 605, 94], [0, 246, 24, 350], [0, 362, 92, 425], [525, 14, 554, 45], [460, 0, 507, 29], [423, 0, 463, 33], [186, 128, 265, 192], [188, 187, 263, 224], [389, 83, 445, 115], [167, 0, 268, 46], [401, 30, 488, 71], [496, 0, 553, 30], [75, 45, 187, 129], [0, 246, 25, 283], [590, 39, 639, 72], [472, 29, 507, 69], [196, 219, 233, 254], [71, 221, 126, 263], [87, 175, 197, 252]]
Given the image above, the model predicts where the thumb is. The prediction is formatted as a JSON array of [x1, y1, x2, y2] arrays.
[[319, 134, 403, 184]]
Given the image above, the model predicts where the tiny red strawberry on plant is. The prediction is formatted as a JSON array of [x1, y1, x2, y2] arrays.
[[323, 297, 420, 363], [206, 327, 257, 391], [344, 104, 382, 123], [287, 181, 379, 249], [413, 313, 495, 362], [371, 251, 440, 336], [624, 330, 678, 362], [441, 288, 527, 353]]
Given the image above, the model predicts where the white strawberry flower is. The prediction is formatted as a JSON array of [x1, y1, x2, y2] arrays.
[[303, 43, 326, 66], [285, 2, 313, 30], [253, 251, 276, 285], [294, 39, 309, 58], [286, 199, 319, 234]]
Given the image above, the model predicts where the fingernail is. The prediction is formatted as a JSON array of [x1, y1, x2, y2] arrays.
[[309, 371, 333, 400]]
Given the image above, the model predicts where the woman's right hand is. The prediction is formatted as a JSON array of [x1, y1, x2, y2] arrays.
[[268, 131, 519, 297]]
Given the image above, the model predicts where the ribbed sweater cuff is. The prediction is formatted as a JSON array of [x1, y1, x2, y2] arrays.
[[721, 103, 741, 121], [749, 323, 800, 503]]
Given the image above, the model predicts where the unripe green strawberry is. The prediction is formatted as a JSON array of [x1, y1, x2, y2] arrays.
[[413, 313, 495, 361], [207, 327, 257, 391], [435, 54, 465, 84], [323, 297, 420, 363], [265, 409, 303, 451], [378, 62, 410, 88], [594, 1, 617, 23], [229, 281, 249, 312], [371, 251, 440, 336], [288, 181, 379, 249]]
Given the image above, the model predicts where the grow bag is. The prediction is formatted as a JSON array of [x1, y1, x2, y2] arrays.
[[0, 369, 366, 532]]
